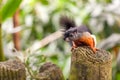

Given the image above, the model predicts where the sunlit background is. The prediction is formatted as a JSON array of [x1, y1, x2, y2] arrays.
[[1, 0, 120, 79]]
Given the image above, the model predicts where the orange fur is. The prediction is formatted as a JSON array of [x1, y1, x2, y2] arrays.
[[72, 34, 97, 53]]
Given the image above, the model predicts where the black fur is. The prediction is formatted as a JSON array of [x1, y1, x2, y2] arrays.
[[59, 16, 76, 30]]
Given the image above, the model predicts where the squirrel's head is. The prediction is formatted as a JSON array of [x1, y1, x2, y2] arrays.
[[64, 28, 92, 42], [63, 28, 82, 42]]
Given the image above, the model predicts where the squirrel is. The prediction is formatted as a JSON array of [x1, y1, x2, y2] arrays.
[[59, 16, 97, 53]]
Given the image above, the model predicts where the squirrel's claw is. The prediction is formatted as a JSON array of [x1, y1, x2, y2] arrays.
[[71, 41, 77, 51]]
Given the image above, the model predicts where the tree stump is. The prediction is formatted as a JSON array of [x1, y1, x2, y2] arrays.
[[69, 46, 112, 80], [36, 62, 64, 80], [0, 58, 26, 80]]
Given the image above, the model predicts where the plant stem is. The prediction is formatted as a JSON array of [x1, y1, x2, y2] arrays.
[[13, 9, 21, 51], [0, 23, 5, 61], [0, 0, 5, 61]]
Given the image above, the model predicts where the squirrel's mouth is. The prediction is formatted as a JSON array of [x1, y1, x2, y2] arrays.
[[64, 38, 70, 42]]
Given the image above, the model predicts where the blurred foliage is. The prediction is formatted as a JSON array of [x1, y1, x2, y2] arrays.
[[1, 0, 120, 79], [0, 0, 22, 22]]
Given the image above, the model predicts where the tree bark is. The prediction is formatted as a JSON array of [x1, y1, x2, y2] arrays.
[[69, 46, 112, 80], [13, 9, 21, 51]]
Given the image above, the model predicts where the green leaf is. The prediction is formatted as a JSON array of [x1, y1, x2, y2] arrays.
[[39, 0, 49, 5], [0, 0, 22, 22], [116, 72, 120, 80], [106, 0, 112, 3]]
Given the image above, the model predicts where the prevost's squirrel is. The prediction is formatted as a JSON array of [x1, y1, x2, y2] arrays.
[[59, 16, 97, 53]]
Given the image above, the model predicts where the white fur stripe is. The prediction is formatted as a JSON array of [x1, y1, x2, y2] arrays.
[[91, 35, 97, 47]]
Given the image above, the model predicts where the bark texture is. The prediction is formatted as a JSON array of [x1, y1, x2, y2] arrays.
[[69, 46, 112, 80], [0, 58, 26, 80]]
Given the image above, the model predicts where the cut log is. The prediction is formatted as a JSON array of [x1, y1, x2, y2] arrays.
[[0, 58, 26, 80], [37, 62, 64, 80], [69, 46, 112, 80]]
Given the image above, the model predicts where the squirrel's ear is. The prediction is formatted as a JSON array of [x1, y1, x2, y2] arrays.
[[74, 29, 77, 33]]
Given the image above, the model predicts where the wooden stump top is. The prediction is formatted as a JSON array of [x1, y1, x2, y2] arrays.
[[72, 46, 112, 64], [69, 46, 112, 80]]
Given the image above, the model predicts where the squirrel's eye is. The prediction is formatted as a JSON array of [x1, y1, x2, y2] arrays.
[[69, 34, 73, 37]]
